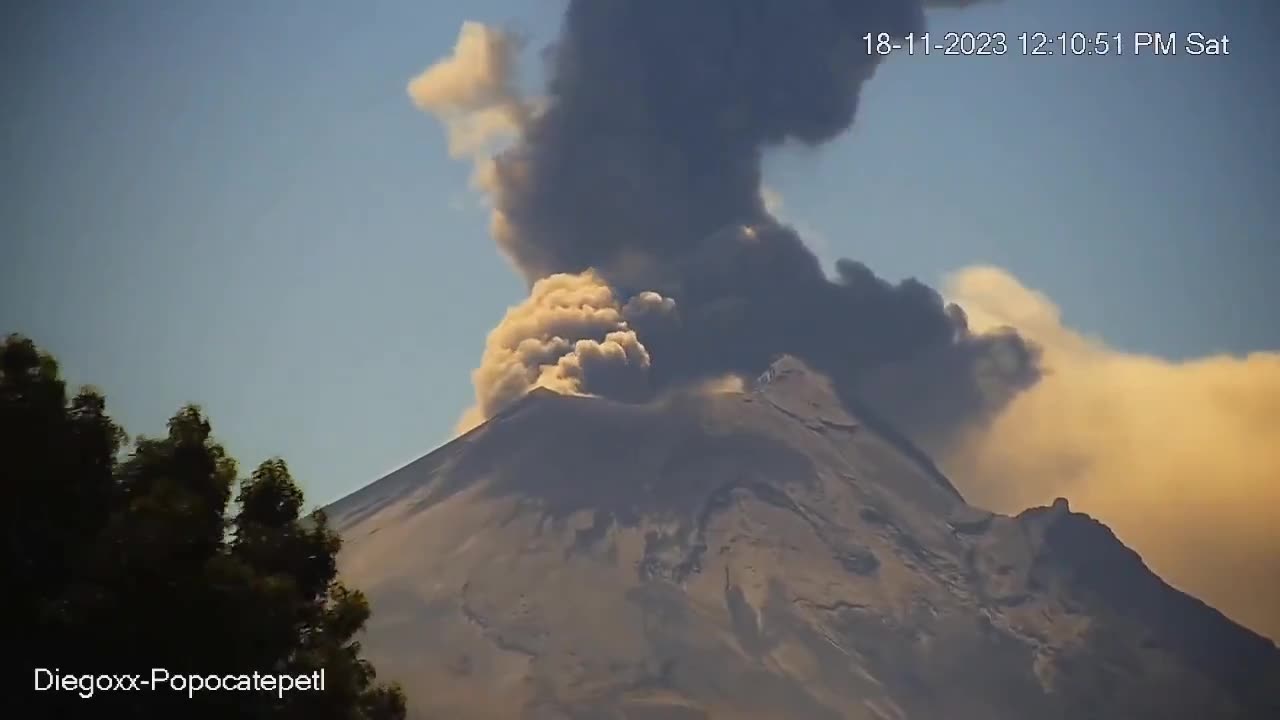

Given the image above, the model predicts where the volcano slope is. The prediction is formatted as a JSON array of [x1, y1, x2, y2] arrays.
[[327, 357, 1279, 719]]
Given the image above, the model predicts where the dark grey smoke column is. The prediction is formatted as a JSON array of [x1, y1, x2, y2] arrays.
[[493, 0, 927, 277], [485, 0, 1037, 449]]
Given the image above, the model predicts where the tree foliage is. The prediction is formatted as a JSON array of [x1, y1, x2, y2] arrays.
[[3, 333, 406, 718]]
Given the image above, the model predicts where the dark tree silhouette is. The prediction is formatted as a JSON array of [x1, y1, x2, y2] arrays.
[[3, 333, 406, 718]]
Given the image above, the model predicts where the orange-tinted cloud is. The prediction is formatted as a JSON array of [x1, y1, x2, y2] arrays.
[[943, 266, 1280, 641]]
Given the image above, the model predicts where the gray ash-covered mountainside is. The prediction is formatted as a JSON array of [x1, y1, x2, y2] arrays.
[[326, 357, 1279, 719]]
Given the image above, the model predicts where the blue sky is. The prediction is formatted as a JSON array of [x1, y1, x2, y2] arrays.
[[3, 0, 1277, 508]]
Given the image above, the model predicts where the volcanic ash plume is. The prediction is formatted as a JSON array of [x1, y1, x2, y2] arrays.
[[412, 1, 1041, 445], [457, 271, 675, 434]]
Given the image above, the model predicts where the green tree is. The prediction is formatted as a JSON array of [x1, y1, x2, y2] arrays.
[[3, 333, 406, 718]]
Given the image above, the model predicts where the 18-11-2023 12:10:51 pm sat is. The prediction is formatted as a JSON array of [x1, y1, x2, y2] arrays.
[[863, 32, 1231, 57]]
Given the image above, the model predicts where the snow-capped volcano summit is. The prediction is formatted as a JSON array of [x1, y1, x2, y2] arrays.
[[326, 356, 1278, 719]]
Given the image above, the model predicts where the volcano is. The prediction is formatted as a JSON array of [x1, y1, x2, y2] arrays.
[[326, 356, 1279, 719]]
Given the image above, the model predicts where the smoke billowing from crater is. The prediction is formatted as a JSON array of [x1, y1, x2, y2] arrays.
[[410, 0, 1039, 447], [457, 270, 668, 434], [402, 0, 1280, 644]]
